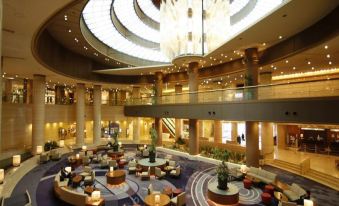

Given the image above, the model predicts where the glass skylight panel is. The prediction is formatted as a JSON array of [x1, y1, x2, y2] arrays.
[[83, 0, 169, 63], [137, 0, 160, 23], [230, 0, 250, 16], [114, 0, 160, 43]]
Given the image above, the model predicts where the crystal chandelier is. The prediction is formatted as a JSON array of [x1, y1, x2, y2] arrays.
[[160, 0, 230, 61]]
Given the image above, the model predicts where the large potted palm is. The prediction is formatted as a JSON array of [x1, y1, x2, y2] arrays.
[[216, 161, 229, 190], [149, 128, 158, 163], [112, 130, 119, 152]]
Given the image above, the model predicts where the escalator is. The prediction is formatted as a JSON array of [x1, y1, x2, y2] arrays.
[[162, 118, 175, 139]]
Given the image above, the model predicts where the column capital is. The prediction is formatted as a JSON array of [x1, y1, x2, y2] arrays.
[[155, 72, 163, 81], [188, 62, 199, 74], [244, 47, 259, 64]]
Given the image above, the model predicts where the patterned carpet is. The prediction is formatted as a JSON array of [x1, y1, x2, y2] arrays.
[[6, 146, 339, 206]]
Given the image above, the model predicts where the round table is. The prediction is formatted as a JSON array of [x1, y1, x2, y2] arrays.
[[106, 170, 126, 185], [138, 158, 167, 175], [207, 181, 239, 205], [144, 194, 170, 206]]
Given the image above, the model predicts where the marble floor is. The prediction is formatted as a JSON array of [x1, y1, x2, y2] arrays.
[[272, 147, 339, 178]]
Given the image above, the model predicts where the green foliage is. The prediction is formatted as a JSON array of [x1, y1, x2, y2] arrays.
[[200, 145, 245, 164], [216, 161, 229, 190], [112, 130, 119, 151], [149, 128, 158, 152], [44, 141, 58, 152], [176, 136, 185, 145]]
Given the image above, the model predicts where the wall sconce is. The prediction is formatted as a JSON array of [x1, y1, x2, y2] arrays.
[[82, 145, 87, 151], [59, 140, 65, 147], [91, 190, 101, 201], [0, 169, 4, 184], [13, 155, 21, 167], [36, 146, 43, 155]]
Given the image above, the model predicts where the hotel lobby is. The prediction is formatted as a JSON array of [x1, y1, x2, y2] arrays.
[[0, 0, 338, 206]]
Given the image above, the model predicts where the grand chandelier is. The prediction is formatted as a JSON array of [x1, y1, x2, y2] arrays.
[[160, 0, 230, 61]]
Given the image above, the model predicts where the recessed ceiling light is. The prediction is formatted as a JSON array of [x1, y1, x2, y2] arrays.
[[326, 54, 330, 58], [311, 67, 314, 70], [324, 45, 328, 49], [68, 29, 72, 33], [285, 60, 289, 63], [279, 35, 283, 39], [259, 67, 262, 70], [293, 67, 296, 70], [307, 61, 311, 65], [230, 58, 233, 60], [329, 61, 332, 65], [274, 67, 277, 70], [270, 65, 274, 68], [280, 72, 283, 74], [262, 43, 266, 46]]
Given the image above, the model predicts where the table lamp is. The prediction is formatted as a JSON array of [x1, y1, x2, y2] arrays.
[[65, 166, 72, 173], [36, 146, 43, 155], [155, 194, 160, 204], [91, 191, 101, 201], [304, 199, 314, 206], [59, 140, 65, 147], [13, 155, 21, 167], [110, 166, 114, 173], [82, 145, 87, 151]]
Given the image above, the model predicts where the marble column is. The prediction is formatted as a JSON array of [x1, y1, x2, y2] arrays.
[[0, 1, 2, 153], [5, 79, 13, 102], [133, 118, 141, 143], [244, 48, 259, 100], [93, 85, 102, 145], [23, 78, 32, 104], [231, 122, 238, 142], [189, 119, 199, 155], [155, 72, 163, 145], [261, 122, 274, 157], [188, 62, 199, 154], [245, 121, 259, 167], [32, 74, 46, 155], [118, 90, 126, 104], [175, 84, 183, 139], [277, 124, 287, 149], [132, 86, 141, 105], [214, 120, 222, 144], [198, 120, 204, 138], [76, 83, 85, 146]]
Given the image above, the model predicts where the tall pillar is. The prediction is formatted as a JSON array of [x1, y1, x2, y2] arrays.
[[277, 124, 287, 149], [155, 118, 162, 146], [198, 120, 204, 138], [231, 122, 238, 142], [32, 75, 46, 155], [245, 121, 259, 167], [5, 79, 13, 102], [132, 86, 141, 104], [244, 48, 259, 100], [155, 72, 163, 145], [189, 119, 199, 155], [93, 85, 101, 145], [261, 122, 274, 157], [214, 120, 222, 144], [0, 2, 3, 153], [175, 84, 183, 139], [133, 118, 141, 143], [76, 83, 85, 146]]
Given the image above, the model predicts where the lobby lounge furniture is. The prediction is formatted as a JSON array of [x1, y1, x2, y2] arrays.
[[265, 184, 275, 196], [170, 166, 181, 178], [274, 191, 289, 202], [147, 183, 161, 195], [87, 151, 94, 158], [155, 167, 166, 179], [141, 167, 150, 181], [247, 167, 277, 184], [108, 160, 118, 169], [92, 154, 102, 163], [283, 183, 307, 201], [229, 166, 244, 180], [82, 156, 90, 166], [100, 159, 108, 169], [84, 171, 95, 186], [50, 149, 61, 161], [128, 161, 137, 174], [79, 166, 92, 177], [170, 191, 186, 206], [40, 152, 49, 163], [281, 201, 298, 206], [143, 149, 149, 157], [144, 194, 170, 206], [106, 170, 126, 185], [243, 178, 252, 189], [72, 175, 83, 188], [167, 160, 176, 170], [261, 192, 272, 205]]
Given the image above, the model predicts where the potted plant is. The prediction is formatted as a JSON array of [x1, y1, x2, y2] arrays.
[[149, 128, 158, 163], [216, 161, 229, 190], [112, 130, 119, 152]]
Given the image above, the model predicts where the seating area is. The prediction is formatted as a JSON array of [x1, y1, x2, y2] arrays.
[[39, 149, 61, 163]]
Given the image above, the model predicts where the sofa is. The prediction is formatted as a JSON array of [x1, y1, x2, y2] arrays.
[[247, 167, 277, 184], [283, 183, 307, 201], [50, 149, 61, 161]]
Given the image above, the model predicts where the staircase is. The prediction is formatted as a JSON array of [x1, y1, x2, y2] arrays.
[[162, 118, 175, 138], [267, 159, 339, 191], [304, 169, 339, 191]]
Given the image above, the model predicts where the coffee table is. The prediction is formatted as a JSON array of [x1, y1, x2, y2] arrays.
[[72, 175, 83, 187], [144, 194, 170, 206]]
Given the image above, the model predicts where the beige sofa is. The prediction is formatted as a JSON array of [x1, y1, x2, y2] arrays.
[[283, 183, 307, 201], [54, 172, 88, 206], [247, 167, 277, 184]]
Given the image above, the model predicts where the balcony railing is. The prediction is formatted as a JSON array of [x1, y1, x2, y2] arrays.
[[126, 79, 339, 105]]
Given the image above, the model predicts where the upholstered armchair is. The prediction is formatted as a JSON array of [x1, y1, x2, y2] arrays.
[[50, 149, 61, 161], [147, 183, 161, 195], [40, 152, 49, 163], [92, 154, 102, 163], [283, 183, 307, 201], [79, 166, 92, 177], [82, 156, 90, 166], [84, 171, 95, 186], [170, 166, 181, 178], [167, 160, 176, 170], [128, 161, 137, 174], [155, 167, 166, 179], [109, 160, 118, 169], [100, 159, 108, 168], [141, 167, 150, 180], [171, 191, 186, 206], [87, 151, 94, 158], [142, 149, 149, 157]]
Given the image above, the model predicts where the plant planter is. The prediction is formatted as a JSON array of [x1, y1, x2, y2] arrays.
[[149, 150, 156, 163], [217, 176, 228, 190]]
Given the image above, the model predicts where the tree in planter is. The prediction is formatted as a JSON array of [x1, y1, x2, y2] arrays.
[[216, 160, 229, 190], [44, 141, 58, 152], [111, 130, 119, 152], [149, 128, 158, 163]]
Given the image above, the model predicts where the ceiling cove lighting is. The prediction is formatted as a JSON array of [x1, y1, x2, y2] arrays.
[[272, 68, 339, 80]]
